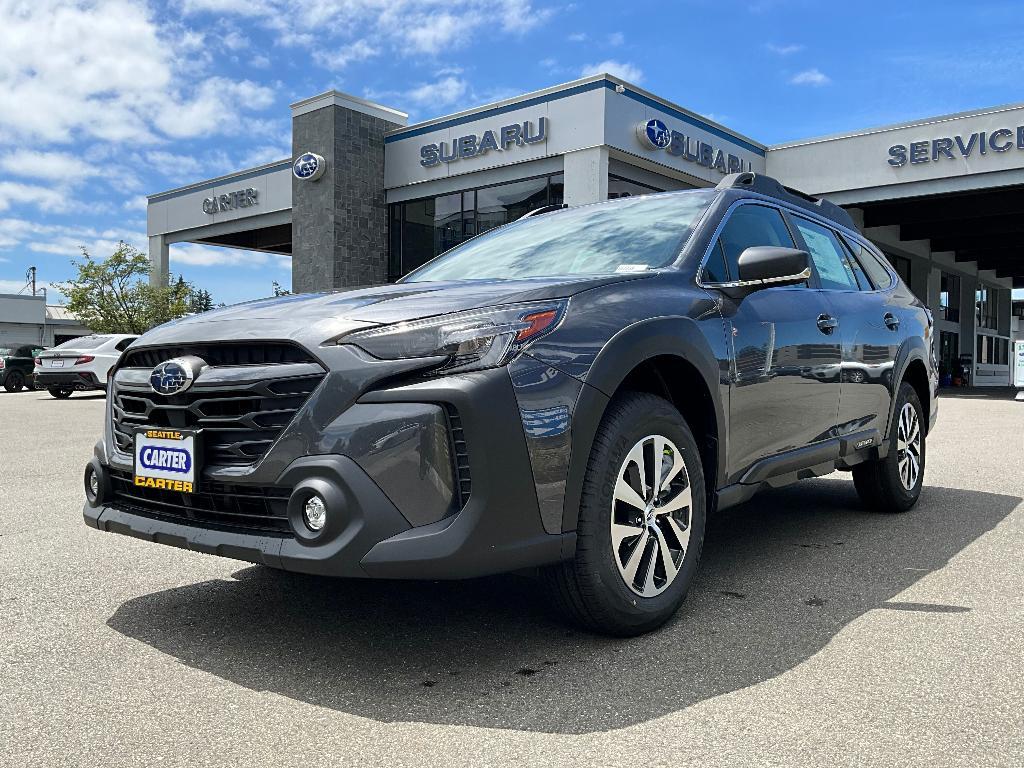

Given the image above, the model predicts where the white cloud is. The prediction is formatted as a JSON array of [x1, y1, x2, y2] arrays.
[[0, 150, 100, 182], [170, 243, 290, 269], [607, 32, 624, 46], [142, 151, 204, 182], [404, 76, 469, 108], [0, 0, 276, 145], [124, 196, 148, 212], [222, 29, 249, 51], [568, 32, 587, 42], [0, 218, 147, 258], [581, 60, 644, 83], [181, 1, 557, 58], [0, 182, 68, 213], [766, 43, 803, 55], [314, 40, 379, 71], [790, 68, 831, 86], [0, 278, 55, 295]]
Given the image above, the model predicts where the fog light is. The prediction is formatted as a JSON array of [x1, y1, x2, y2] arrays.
[[84, 464, 101, 504], [303, 494, 327, 532]]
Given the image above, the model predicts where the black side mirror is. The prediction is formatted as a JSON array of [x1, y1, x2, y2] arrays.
[[736, 246, 809, 283]]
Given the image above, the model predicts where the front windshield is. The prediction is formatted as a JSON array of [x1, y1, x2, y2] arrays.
[[403, 189, 717, 282]]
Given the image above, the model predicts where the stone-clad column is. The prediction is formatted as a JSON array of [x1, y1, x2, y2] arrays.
[[290, 91, 407, 293]]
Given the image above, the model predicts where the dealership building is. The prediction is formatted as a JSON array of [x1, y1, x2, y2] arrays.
[[146, 74, 1024, 386]]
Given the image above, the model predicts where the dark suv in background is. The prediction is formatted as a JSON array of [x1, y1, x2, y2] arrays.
[[83, 173, 937, 636], [1, 344, 45, 392]]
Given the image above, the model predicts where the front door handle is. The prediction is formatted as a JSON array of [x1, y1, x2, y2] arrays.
[[883, 312, 900, 330], [817, 314, 838, 334]]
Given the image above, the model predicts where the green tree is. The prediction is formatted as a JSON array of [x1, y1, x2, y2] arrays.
[[53, 242, 216, 334]]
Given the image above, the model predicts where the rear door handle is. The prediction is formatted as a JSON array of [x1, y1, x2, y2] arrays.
[[883, 313, 900, 331], [817, 314, 838, 334]]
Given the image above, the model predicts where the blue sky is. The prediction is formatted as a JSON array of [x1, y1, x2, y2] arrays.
[[2, 0, 1023, 305]]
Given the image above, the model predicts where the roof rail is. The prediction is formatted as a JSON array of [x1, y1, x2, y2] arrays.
[[715, 172, 855, 231], [521, 203, 568, 219]]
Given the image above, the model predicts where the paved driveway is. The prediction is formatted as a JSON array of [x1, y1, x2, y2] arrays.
[[1, 389, 1021, 766]]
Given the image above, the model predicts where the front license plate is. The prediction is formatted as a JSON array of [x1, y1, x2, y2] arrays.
[[50, 359, 64, 367], [134, 429, 201, 493]]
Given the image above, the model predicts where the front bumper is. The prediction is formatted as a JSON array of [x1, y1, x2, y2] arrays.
[[86, 366, 574, 579], [36, 370, 103, 390]]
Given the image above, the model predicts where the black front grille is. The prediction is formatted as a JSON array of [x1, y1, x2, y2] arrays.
[[121, 341, 317, 370], [112, 374, 324, 466], [445, 405, 472, 507], [108, 469, 291, 535], [112, 342, 325, 468]]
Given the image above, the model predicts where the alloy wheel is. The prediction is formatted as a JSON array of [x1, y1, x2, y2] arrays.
[[896, 402, 922, 491], [610, 434, 692, 597]]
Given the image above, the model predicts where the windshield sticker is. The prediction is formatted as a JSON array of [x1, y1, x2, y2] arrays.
[[615, 264, 650, 273]]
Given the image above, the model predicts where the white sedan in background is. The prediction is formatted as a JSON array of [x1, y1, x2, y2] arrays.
[[34, 334, 138, 399]]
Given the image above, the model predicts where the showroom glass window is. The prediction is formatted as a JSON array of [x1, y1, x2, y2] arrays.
[[976, 286, 999, 329], [388, 174, 564, 279], [939, 272, 960, 322], [608, 175, 663, 199]]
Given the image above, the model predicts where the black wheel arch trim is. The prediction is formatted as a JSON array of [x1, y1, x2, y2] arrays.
[[560, 315, 726, 534], [885, 336, 932, 445]]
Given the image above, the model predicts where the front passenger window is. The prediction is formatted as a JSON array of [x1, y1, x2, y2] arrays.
[[792, 216, 859, 291], [714, 205, 798, 283]]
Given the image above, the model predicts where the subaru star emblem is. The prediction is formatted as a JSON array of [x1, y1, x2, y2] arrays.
[[292, 152, 326, 181], [150, 357, 203, 396], [638, 118, 671, 149]]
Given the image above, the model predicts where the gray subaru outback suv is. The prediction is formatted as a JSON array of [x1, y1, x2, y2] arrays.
[[84, 173, 937, 635]]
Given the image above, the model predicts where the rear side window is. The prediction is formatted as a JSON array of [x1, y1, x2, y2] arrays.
[[114, 337, 137, 352], [714, 204, 796, 282], [791, 216, 859, 291], [843, 237, 893, 290]]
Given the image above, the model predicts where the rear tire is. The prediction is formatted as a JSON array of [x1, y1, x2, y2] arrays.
[[544, 392, 706, 636], [49, 387, 73, 399], [852, 382, 925, 512], [4, 371, 25, 392]]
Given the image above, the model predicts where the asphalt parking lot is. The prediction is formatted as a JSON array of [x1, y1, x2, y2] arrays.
[[1, 389, 1022, 767]]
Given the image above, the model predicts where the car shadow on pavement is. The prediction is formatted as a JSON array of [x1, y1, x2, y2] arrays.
[[106, 480, 1018, 734]]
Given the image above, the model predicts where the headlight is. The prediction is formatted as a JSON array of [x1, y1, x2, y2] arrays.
[[339, 301, 567, 374]]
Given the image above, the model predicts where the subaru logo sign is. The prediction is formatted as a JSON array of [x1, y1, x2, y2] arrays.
[[149, 357, 204, 396], [292, 152, 326, 181], [638, 119, 671, 149]]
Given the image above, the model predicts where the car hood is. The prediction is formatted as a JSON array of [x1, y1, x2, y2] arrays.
[[133, 274, 650, 348]]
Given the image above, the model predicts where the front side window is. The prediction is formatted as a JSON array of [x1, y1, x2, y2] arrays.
[[405, 190, 717, 282], [791, 216, 859, 291], [713, 204, 796, 283]]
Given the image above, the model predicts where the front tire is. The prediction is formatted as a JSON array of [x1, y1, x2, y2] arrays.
[[852, 382, 925, 512], [4, 371, 25, 392], [49, 387, 73, 399], [544, 392, 706, 636]]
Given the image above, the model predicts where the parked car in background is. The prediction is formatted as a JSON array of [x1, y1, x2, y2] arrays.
[[35, 334, 138, 398], [0, 344, 46, 392]]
